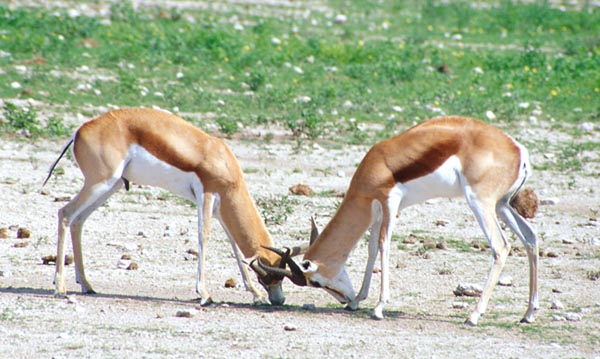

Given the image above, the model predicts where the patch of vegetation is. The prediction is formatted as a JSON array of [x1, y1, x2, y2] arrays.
[[0, 1, 598, 145], [256, 195, 298, 225]]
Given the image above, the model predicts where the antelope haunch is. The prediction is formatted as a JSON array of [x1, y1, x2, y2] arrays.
[[261, 116, 539, 325], [43, 108, 286, 305]]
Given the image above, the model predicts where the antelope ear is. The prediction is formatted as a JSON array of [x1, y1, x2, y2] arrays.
[[301, 260, 318, 273], [309, 216, 319, 245]]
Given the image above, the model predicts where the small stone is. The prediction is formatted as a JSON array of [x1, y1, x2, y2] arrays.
[[64, 255, 74, 265], [42, 255, 57, 265], [562, 238, 575, 245], [289, 184, 313, 196], [552, 314, 566, 322], [0, 227, 8, 238], [187, 248, 199, 256], [17, 227, 31, 239], [126, 262, 138, 270], [452, 301, 469, 309], [224, 278, 237, 288], [117, 259, 131, 269], [175, 310, 195, 318], [302, 303, 316, 310], [13, 241, 29, 248], [498, 275, 513, 286], [0, 270, 13, 277], [372, 268, 381, 274], [540, 197, 559, 206], [453, 283, 483, 297], [121, 254, 132, 260], [551, 298, 564, 310], [551, 288, 563, 293], [436, 241, 448, 250], [424, 240, 437, 249], [546, 251, 559, 258], [284, 323, 297, 331], [434, 220, 448, 227], [565, 312, 582, 322]]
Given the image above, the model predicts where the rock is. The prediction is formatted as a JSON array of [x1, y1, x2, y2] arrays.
[[423, 240, 437, 249], [436, 241, 448, 250], [452, 301, 469, 309], [187, 248, 199, 256], [540, 197, 559, 206], [453, 283, 483, 297], [16, 227, 31, 239], [117, 259, 131, 269], [13, 241, 29, 248], [551, 288, 563, 293], [121, 254, 132, 260], [126, 262, 138, 270], [17, 227, 31, 239], [289, 184, 313, 196], [498, 275, 513, 286], [0, 227, 8, 238], [552, 314, 566, 322], [551, 298, 564, 310], [284, 323, 297, 331], [302, 303, 316, 311], [546, 251, 559, 258], [224, 278, 237, 288], [175, 309, 196, 318], [434, 220, 448, 227], [41, 255, 73, 265], [565, 312, 582, 322], [0, 269, 13, 277]]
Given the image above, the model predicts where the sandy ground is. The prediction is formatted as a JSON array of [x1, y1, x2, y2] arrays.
[[1, 117, 599, 358]]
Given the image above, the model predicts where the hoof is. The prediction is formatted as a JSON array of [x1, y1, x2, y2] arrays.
[[520, 317, 534, 324], [253, 297, 270, 306], [53, 291, 67, 299], [344, 304, 358, 312], [194, 296, 214, 307]]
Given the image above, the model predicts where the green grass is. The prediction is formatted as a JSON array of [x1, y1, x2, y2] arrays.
[[0, 1, 598, 144]]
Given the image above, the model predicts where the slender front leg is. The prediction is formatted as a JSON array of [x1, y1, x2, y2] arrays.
[[373, 201, 399, 320], [349, 201, 384, 310], [230, 240, 268, 305], [196, 192, 213, 306], [54, 208, 69, 297]]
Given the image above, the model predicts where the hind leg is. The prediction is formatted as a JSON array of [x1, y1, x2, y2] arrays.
[[463, 194, 510, 326], [55, 179, 122, 296], [498, 202, 539, 323]]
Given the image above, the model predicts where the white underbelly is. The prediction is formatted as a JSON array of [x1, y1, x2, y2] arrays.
[[396, 155, 463, 210], [122, 144, 202, 202]]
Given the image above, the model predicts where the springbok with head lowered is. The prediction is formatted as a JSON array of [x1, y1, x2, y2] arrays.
[[43, 108, 287, 305], [260, 116, 539, 325]]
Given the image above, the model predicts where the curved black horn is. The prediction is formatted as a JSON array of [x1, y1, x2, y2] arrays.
[[261, 246, 307, 286], [249, 258, 268, 278]]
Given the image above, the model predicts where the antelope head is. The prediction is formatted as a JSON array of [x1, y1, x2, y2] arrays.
[[257, 218, 357, 305]]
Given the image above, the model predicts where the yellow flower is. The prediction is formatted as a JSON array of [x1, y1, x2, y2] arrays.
[[242, 45, 250, 53], [594, 87, 599, 93], [550, 89, 558, 97], [427, 25, 433, 31], [358, 40, 364, 47], [532, 67, 537, 73], [374, 72, 378, 78], [224, 57, 229, 63], [523, 65, 530, 72], [229, 76, 235, 81]]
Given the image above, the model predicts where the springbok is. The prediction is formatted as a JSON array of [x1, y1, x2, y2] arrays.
[[259, 116, 539, 325], [42, 107, 288, 305]]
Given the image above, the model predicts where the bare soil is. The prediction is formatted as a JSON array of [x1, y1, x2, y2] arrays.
[[1, 120, 599, 358]]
